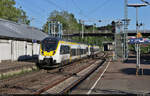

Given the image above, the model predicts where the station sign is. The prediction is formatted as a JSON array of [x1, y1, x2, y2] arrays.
[[128, 38, 150, 44], [32, 40, 37, 43]]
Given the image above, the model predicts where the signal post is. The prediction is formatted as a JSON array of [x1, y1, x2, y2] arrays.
[[136, 32, 143, 76]]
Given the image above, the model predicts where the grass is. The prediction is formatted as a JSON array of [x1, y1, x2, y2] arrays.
[[0, 67, 38, 80]]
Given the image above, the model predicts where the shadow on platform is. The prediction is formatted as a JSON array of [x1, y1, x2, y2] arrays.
[[124, 59, 136, 64], [124, 59, 150, 65], [121, 68, 150, 75], [128, 56, 136, 58]]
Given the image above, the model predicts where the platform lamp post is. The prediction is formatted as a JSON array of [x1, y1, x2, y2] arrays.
[[127, 3, 147, 75]]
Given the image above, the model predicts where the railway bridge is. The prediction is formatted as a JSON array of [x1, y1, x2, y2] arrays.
[[63, 30, 150, 37]]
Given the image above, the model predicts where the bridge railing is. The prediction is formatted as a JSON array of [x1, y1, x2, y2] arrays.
[[127, 30, 150, 33], [63, 30, 113, 35]]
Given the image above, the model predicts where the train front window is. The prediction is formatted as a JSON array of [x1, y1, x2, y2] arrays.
[[41, 40, 58, 52]]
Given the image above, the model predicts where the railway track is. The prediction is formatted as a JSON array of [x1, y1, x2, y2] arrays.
[[36, 52, 108, 94], [69, 53, 111, 94], [61, 54, 108, 94], [0, 52, 107, 94]]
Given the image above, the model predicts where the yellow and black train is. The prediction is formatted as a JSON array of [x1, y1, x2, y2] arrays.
[[37, 37, 100, 68]]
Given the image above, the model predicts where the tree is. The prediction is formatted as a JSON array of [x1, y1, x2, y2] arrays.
[[111, 21, 116, 33], [72, 36, 113, 49], [0, 0, 30, 25], [42, 10, 80, 34]]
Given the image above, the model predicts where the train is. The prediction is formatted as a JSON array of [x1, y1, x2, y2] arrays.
[[36, 37, 100, 68]]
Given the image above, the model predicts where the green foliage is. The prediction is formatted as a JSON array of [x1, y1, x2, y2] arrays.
[[43, 10, 115, 34], [0, 67, 38, 80], [128, 44, 135, 51], [71, 36, 113, 48], [140, 45, 150, 54], [129, 44, 150, 54], [0, 0, 30, 24], [128, 37, 150, 54], [98, 24, 113, 30], [43, 10, 80, 34]]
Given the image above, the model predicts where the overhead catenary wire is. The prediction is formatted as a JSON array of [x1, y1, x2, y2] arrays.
[[87, 0, 108, 15], [17, 0, 66, 28], [17, 0, 117, 29], [71, 0, 84, 14], [141, 0, 150, 5], [71, 0, 114, 25], [72, 0, 111, 19], [87, 0, 114, 18], [17, 0, 48, 17], [43, 0, 65, 11], [16, 1, 49, 24], [65, 0, 69, 12], [71, 0, 95, 20]]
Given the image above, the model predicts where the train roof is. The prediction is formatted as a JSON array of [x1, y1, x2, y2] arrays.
[[42, 36, 82, 44], [43, 36, 99, 46]]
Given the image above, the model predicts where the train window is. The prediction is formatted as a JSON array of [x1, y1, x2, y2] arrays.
[[41, 39, 58, 52], [71, 49, 76, 56], [74, 49, 76, 56], [77, 48, 80, 55], [66, 46, 70, 54], [80, 49, 84, 55], [60, 46, 63, 54], [84, 49, 86, 54], [60, 45, 70, 54], [86, 47, 88, 53], [82, 49, 84, 54], [76, 49, 78, 55], [90, 47, 94, 52], [80, 49, 82, 55], [77, 49, 78, 55]]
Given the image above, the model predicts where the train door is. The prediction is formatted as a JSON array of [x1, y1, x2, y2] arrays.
[[91, 46, 94, 58], [60, 45, 70, 63], [69, 46, 72, 62], [79, 45, 81, 58]]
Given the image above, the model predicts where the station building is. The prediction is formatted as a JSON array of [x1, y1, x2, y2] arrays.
[[0, 19, 48, 62]]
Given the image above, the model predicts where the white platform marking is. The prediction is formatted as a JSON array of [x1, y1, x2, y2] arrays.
[[87, 59, 111, 94]]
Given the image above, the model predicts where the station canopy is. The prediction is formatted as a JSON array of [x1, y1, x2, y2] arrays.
[[0, 19, 48, 41]]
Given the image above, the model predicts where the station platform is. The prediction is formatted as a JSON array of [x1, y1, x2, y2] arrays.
[[95, 56, 150, 94]]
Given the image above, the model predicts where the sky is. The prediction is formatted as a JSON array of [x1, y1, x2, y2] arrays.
[[15, 0, 150, 30]]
